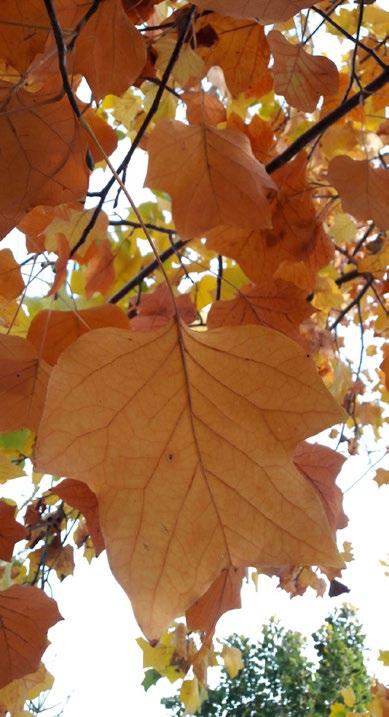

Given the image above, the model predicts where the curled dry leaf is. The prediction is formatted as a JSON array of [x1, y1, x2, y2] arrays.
[[0, 250, 25, 301], [35, 323, 344, 639], [0, 335, 50, 434], [268, 30, 339, 113], [0, 86, 89, 239], [186, 567, 245, 636], [327, 156, 389, 230], [52, 479, 105, 556], [27, 305, 130, 366], [0, 501, 26, 562], [145, 120, 276, 239], [131, 284, 196, 330], [207, 280, 312, 346], [194, 0, 317, 22], [0, 585, 62, 689]]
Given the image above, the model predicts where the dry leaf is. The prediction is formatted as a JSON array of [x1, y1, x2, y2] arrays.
[[0, 335, 50, 434], [194, 0, 317, 22], [186, 567, 244, 636], [327, 156, 389, 230], [207, 280, 312, 345], [131, 284, 196, 330], [145, 120, 276, 239], [52, 479, 105, 556], [27, 305, 130, 366], [0, 250, 25, 300], [268, 31, 338, 113], [35, 322, 343, 638], [183, 92, 226, 126], [0, 501, 26, 562], [0, 585, 62, 689]]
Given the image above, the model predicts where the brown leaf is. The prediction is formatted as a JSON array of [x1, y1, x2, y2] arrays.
[[0, 1, 48, 74], [183, 92, 226, 126], [0, 85, 89, 239], [0, 335, 50, 434], [52, 479, 105, 556], [0, 250, 25, 301], [327, 156, 389, 230], [27, 305, 130, 366], [74, 0, 147, 100], [145, 120, 276, 239], [194, 0, 317, 22], [196, 14, 271, 97], [293, 442, 347, 533], [268, 31, 338, 113], [131, 284, 196, 330], [85, 239, 115, 298], [0, 502, 26, 562], [35, 323, 344, 639], [29, 538, 75, 582], [0, 585, 62, 689], [186, 567, 244, 636], [207, 280, 312, 345]]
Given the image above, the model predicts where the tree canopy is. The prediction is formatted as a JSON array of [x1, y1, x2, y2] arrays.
[[0, 0, 388, 714]]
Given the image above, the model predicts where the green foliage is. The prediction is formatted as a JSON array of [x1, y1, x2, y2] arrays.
[[162, 606, 372, 716]]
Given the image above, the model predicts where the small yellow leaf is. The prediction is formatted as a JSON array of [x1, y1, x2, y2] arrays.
[[379, 650, 389, 666], [374, 469, 389, 487], [340, 686, 356, 708], [180, 678, 202, 715], [221, 645, 244, 678]]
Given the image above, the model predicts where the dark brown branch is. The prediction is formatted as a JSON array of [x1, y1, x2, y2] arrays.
[[329, 277, 374, 331], [70, 4, 197, 258], [109, 219, 177, 236], [108, 240, 188, 304], [266, 65, 389, 174], [43, 0, 81, 119]]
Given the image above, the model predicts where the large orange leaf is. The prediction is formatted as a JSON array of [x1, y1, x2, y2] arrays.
[[35, 322, 344, 638], [27, 306, 130, 366], [195, 14, 271, 97], [0, 585, 62, 689], [186, 567, 244, 636], [52, 479, 105, 556], [73, 0, 147, 100], [0, 86, 89, 238], [144, 120, 276, 239], [0, 501, 26, 562], [327, 156, 389, 230], [0, 250, 25, 300], [0, 335, 50, 434], [268, 30, 338, 113], [194, 0, 317, 22], [0, 1, 48, 73], [207, 280, 312, 345]]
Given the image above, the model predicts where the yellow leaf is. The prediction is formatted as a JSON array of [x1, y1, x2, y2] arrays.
[[180, 678, 202, 715], [340, 686, 356, 708], [379, 650, 389, 666], [0, 662, 53, 717], [0, 455, 25, 484], [221, 645, 244, 678]]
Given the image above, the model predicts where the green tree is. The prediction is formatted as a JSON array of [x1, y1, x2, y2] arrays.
[[162, 606, 372, 716]]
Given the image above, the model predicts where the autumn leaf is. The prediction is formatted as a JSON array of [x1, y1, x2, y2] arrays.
[[374, 469, 389, 487], [268, 30, 338, 113], [27, 306, 130, 366], [0, 250, 25, 301], [186, 567, 244, 636], [72, 0, 147, 100], [131, 284, 196, 330], [0, 662, 54, 717], [35, 322, 343, 638], [0, 585, 62, 689], [29, 538, 75, 582], [327, 156, 389, 230], [221, 645, 244, 678], [0, 501, 26, 562], [207, 280, 312, 345], [0, 336, 50, 434], [194, 0, 317, 23], [52, 479, 105, 556], [183, 92, 226, 126], [0, 85, 89, 238], [145, 120, 276, 239], [195, 14, 271, 97]]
